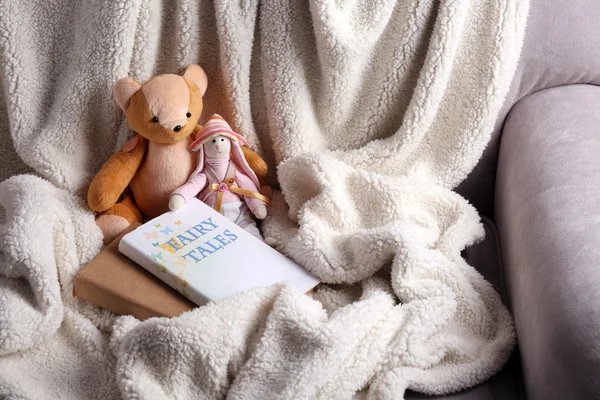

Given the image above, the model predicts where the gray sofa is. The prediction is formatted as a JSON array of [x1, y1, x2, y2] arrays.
[[407, 1, 600, 399]]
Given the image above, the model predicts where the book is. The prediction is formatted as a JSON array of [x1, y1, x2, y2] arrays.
[[118, 198, 319, 305], [73, 222, 196, 320]]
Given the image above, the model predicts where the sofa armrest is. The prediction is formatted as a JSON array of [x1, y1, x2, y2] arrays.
[[495, 84, 600, 400]]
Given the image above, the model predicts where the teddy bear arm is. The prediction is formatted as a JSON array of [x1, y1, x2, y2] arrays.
[[87, 136, 148, 212]]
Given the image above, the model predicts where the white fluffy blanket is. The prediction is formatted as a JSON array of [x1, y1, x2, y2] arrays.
[[0, 0, 529, 398]]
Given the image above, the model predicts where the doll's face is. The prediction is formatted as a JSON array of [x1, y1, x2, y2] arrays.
[[203, 135, 231, 160]]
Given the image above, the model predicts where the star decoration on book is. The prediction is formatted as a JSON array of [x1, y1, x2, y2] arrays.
[[174, 220, 182, 225], [160, 226, 173, 235], [153, 263, 165, 273], [144, 231, 157, 240], [158, 239, 178, 254], [176, 272, 189, 288], [151, 252, 163, 261], [154, 223, 161, 228], [174, 257, 188, 266], [152, 242, 159, 247]]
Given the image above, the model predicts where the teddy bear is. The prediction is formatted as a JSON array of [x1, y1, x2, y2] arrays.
[[87, 65, 269, 244]]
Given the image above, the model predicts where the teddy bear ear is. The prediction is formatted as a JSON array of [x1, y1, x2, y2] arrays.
[[114, 77, 142, 111], [183, 65, 208, 96]]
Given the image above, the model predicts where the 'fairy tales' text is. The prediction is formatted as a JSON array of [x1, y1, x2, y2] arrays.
[[161, 217, 238, 263]]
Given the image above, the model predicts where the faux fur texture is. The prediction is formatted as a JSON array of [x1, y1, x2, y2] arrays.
[[0, 0, 529, 399]]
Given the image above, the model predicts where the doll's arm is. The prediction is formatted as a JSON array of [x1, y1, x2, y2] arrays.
[[88, 135, 147, 212], [170, 172, 208, 203]]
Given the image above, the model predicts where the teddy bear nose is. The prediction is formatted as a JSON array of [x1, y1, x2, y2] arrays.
[[173, 125, 181, 132]]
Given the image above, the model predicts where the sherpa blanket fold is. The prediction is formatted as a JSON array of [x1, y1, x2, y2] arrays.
[[0, 0, 529, 398]]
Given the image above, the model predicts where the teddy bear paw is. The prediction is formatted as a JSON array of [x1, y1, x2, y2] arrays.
[[96, 215, 131, 245]]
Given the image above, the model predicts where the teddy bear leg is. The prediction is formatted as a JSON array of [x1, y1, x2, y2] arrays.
[[95, 193, 143, 245], [259, 179, 273, 200]]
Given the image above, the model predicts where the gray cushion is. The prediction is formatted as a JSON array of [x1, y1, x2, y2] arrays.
[[496, 84, 600, 399], [458, 0, 600, 216]]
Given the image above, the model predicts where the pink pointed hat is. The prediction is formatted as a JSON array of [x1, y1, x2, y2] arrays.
[[189, 114, 260, 189], [189, 114, 247, 150]]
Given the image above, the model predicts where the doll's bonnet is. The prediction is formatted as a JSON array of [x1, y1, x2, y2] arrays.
[[188, 115, 260, 189]]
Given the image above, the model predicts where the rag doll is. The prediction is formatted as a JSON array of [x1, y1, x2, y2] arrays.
[[169, 115, 270, 240], [88, 66, 270, 244]]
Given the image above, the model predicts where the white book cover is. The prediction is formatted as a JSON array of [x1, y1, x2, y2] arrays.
[[118, 198, 319, 305]]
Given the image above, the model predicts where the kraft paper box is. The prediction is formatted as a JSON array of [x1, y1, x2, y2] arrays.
[[73, 223, 196, 320]]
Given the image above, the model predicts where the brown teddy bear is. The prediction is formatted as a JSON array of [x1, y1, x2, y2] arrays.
[[88, 65, 269, 244]]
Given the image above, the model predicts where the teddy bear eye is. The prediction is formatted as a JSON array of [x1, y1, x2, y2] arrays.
[[220, 138, 225, 142], [152, 116, 159, 123], [212, 139, 216, 143], [186, 112, 192, 118]]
